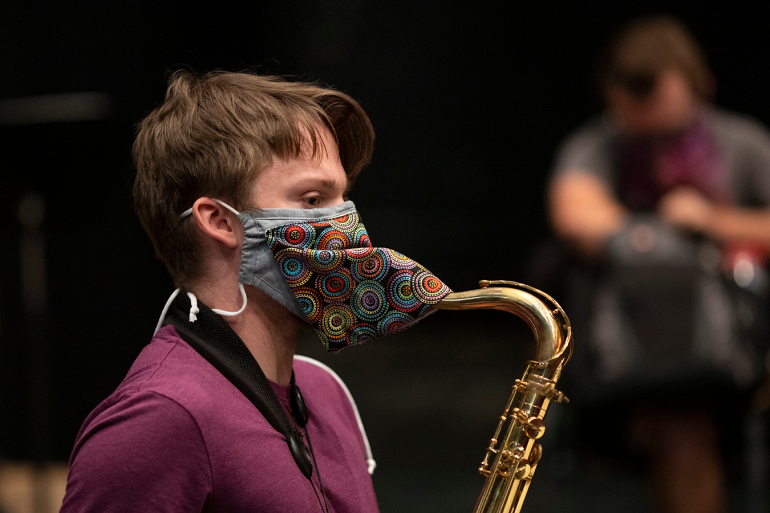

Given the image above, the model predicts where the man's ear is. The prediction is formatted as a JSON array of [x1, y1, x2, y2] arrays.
[[191, 197, 239, 249]]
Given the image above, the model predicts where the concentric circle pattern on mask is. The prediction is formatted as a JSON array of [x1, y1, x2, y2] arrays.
[[387, 249, 415, 270], [275, 248, 312, 286], [345, 246, 375, 261], [351, 249, 390, 282], [293, 286, 323, 324], [267, 211, 451, 351], [412, 270, 450, 304], [377, 311, 412, 334], [349, 323, 377, 346], [354, 226, 371, 247], [317, 269, 355, 302], [278, 223, 315, 248], [317, 228, 351, 251], [304, 249, 345, 273], [328, 212, 359, 231], [387, 270, 421, 312], [322, 304, 354, 340], [352, 281, 388, 321]]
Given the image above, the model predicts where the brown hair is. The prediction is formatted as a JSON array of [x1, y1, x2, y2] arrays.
[[132, 70, 375, 289], [597, 15, 714, 100]]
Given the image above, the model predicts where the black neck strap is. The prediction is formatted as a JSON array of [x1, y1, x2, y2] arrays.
[[162, 293, 313, 479]]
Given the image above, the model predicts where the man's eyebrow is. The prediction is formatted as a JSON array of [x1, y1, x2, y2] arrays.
[[319, 178, 346, 191]]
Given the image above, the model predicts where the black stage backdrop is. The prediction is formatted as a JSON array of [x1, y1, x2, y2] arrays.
[[1, 2, 769, 512]]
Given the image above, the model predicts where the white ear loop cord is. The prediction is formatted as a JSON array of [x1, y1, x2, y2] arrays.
[[187, 292, 200, 321], [294, 355, 377, 475], [154, 289, 181, 335], [179, 198, 241, 219], [154, 199, 248, 334], [210, 282, 248, 316]]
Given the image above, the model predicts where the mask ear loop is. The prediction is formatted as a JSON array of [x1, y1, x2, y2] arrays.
[[210, 282, 248, 316], [154, 289, 182, 335], [179, 198, 241, 220], [153, 284, 247, 335], [188, 199, 248, 316], [154, 199, 248, 334]]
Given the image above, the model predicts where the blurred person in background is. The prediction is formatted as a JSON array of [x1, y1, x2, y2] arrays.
[[547, 15, 770, 513]]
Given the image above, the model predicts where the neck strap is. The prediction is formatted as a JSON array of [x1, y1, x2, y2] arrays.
[[162, 293, 314, 479]]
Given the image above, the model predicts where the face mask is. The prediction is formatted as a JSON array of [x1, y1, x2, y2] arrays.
[[179, 200, 451, 352]]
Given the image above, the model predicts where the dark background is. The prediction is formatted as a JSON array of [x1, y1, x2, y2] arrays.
[[1, 2, 769, 512]]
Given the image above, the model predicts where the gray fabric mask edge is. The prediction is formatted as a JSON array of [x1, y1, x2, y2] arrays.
[[237, 201, 358, 321]]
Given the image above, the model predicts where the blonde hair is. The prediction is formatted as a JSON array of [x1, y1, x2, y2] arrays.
[[133, 70, 375, 289]]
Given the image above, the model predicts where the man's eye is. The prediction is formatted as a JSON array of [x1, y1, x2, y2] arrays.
[[304, 196, 321, 207]]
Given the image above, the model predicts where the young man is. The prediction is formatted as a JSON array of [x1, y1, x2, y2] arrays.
[[60, 71, 450, 512]]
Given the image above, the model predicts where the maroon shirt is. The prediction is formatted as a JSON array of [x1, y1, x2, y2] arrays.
[[60, 326, 379, 512]]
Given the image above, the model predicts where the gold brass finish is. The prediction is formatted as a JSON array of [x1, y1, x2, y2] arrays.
[[436, 280, 572, 513], [523, 417, 545, 440]]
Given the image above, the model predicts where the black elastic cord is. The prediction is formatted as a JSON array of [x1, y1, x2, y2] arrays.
[[290, 379, 328, 513], [303, 425, 330, 513]]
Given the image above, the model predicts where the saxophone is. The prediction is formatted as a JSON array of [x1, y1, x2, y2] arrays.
[[435, 280, 572, 513]]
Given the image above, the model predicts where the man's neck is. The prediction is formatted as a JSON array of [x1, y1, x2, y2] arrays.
[[193, 282, 301, 386]]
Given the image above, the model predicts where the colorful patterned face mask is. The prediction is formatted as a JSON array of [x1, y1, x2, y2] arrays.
[[229, 201, 451, 352]]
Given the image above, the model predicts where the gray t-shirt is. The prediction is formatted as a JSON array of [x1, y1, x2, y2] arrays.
[[552, 107, 770, 208], [550, 107, 770, 387]]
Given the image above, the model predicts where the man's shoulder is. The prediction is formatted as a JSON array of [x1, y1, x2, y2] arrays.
[[62, 328, 217, 512], [116, 325, 234, 406], [707, 106, 770, 147], [552, 114, 618, 179], [78, 326, 253, 444]]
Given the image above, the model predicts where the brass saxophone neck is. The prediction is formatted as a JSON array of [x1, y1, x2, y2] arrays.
[[436, 280, 572, 366]]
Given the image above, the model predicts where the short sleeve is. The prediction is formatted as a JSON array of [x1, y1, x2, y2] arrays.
[[712, 109, 770, 207], [551, 116, 618, 187], [60, 392, 212, 513]]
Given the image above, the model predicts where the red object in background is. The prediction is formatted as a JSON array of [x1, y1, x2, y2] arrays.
[[721, 241, 768, 289]]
